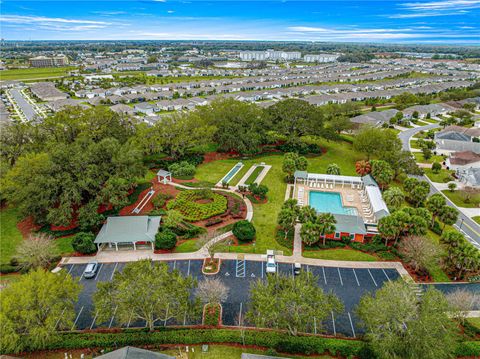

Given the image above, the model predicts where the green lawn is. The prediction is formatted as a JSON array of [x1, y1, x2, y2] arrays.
[[0, 67, 75, 81], [195, 140, 361, 255], [0, 207, 75, 265], [413, 152, 445, 164], [424, 168, 455, 183], [410, 139, 421, 149], [303, 248, 378, 261], [244, 165, 264, 185], [174, 239, 199, 253], [425, 229, 451, 282], [473, 216, 480, 225], [230, 164, 252, 186], [0, 207, 23, 264], [442, 190, 480, 208], [467, 317, 480, 330]]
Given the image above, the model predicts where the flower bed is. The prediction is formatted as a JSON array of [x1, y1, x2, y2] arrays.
[[168, 190, 228, 222], [203, 303, 222, 326]]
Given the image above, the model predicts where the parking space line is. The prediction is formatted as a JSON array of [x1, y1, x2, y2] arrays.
[[90, 311, 99, 329], [313, 316, 317, 334], [306, 264, 309, 273], [72, 306, 84, 330], [352, 269, 360, 286], [348, 312, 356, 338], [322, 267, 327, 285], [331, 311, 336, 336], [261, 261, 264, 278], [78, 270, 85, 281], [111, 263, 118, 280], [291, 263, 294, 277], [67, 265, 74, 275], [368, 269, 378, 287], [337, 268, 343, 286], [109, 306, 118, 328], [183, 310, 187, 326], [187, 260, 191, 276], [173, 260, 176, 270], [55, 307, 66, 330], [94, 263, 103, 281], [382, 269, 391, 282]]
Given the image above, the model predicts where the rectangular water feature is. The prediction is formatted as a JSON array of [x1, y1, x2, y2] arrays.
[[221, 162, 243, 184], [309, 191, 358, 216]]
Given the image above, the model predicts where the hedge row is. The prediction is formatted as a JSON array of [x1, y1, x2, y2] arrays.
[[34, 329, 365, 357]]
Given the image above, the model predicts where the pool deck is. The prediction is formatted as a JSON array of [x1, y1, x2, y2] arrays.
[[294, 183, 374, 222]]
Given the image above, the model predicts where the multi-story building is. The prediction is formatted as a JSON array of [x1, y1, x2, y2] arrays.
[[29, 55, 69, 67], [239, 50, 301, 61], [304, 54, 340, 63]]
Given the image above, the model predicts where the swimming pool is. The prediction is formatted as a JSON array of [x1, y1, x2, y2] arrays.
[[308, 191, 358, 216], [222, 162, 243, 183]]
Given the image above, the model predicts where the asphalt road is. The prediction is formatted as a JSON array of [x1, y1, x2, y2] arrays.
[[398, 123, 480, 246], [9, 89, 37, 121]]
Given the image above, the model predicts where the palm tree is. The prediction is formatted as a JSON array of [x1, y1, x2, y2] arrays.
[[355, 160, 371, 176], [298, 205, 317, 224], [278, 207, 298, 239], [326, 163, 341, 176], [317, 213, 336, 246]]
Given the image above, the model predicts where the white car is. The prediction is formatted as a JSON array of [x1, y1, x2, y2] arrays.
[[266, 254, 276, 274]]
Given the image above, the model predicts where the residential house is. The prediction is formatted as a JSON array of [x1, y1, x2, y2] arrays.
[[350, 109, 399, 128], [134, 102, 158, 116], [435, 125, 480, 154]]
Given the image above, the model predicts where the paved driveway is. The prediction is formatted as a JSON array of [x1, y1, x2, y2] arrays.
[[9, 89, 37, 121]]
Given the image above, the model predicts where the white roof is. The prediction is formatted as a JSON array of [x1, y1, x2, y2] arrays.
[[365, 186, 390, 218], [305, 173, 363, 183]]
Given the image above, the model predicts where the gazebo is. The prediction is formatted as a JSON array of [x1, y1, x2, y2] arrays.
[[94, 216, 161, 251], [157, 169, 172, 184]]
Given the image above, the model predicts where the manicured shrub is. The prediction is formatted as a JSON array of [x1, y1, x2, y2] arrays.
[[155, 229, 177, 250], [0, 264, 19, 274], [232, 220, 256, 242], [152, 193, 173, 209], [431, 162, 442, 174], [169, 161, 196, 179], [168, 190, 227, 222], [249, 183, 269, 199], [72, 232, 97, 254]]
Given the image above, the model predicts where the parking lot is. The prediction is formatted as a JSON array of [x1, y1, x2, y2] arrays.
[[61, 259, 404, 337]]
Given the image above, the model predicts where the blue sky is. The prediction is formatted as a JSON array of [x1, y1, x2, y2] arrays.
[[1, 0, 479, 44]]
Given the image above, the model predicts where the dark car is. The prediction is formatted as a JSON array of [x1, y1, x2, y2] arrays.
[[83, 261, 99, 279]]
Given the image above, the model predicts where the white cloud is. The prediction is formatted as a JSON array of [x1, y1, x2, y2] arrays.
[[400, 0, 480, 11], [390, 0, 480, 18], [1, 15, 109, 25], [167, 10, 175, 13]]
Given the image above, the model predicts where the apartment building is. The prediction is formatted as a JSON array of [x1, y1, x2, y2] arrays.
[[29, 55, 69, 67]]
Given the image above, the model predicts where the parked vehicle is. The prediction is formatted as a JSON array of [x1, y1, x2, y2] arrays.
[[294, 262, 301, 275], [83, 261, 99, 279], [266, 250, 276, 274]]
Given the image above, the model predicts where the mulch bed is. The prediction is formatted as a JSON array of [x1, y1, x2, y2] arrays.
[[16, 216, 41, 239], [203, 151, 237, 163]]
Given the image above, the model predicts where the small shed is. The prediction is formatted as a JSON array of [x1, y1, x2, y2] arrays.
[[94, 216, 161, 251]]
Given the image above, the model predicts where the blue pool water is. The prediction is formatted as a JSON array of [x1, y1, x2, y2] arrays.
[[309, 191, 358, 216], [223, 163, 242, 183]]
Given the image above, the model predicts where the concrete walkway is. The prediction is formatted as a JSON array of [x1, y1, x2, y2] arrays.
[[293, 223, 302, 258]]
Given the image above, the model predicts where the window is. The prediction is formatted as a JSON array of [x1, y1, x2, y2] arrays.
[[335, 232, 340, 239]]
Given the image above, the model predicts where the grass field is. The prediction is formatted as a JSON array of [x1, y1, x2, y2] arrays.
[[0, 207, 23, 264], [303, 248, 378, 261], [0, 207, 75, 265], [473, 216, 480, 225], [413, 152, 445, 164], [424, 168, 455, 183], [244, 165, 264, 185], [425, 229, 451, 282], [195, 140, 362, 256], [0, 67, 75, 81], [442, 189, 480, 208]]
